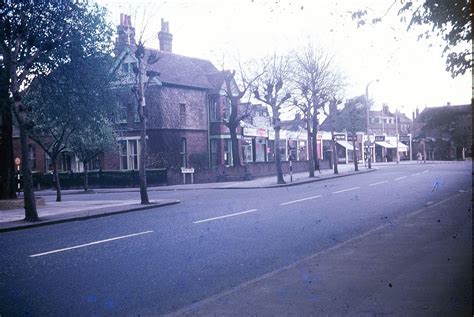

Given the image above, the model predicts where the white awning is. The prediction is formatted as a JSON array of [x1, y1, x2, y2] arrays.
[[398, 143, 409, 152], [375, 141, 397, 149], [336, 140, 359, 151]]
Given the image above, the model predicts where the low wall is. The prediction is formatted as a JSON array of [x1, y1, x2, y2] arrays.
[[167, 160, 330, 185]]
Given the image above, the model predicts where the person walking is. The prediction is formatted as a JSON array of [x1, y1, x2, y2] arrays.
[[416, 152, 422, 163]]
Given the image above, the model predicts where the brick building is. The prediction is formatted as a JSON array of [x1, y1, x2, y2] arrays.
[[111, 15, 242, 171]]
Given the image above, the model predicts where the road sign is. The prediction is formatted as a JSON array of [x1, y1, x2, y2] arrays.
[[368, 135, 375, 143], [15, 157, 20, 165]]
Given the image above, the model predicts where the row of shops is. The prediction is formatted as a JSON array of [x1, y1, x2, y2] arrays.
[[238, 126, 413, 164]]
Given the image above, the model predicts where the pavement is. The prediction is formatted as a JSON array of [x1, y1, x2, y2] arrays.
[[0, 160, 461, 232]]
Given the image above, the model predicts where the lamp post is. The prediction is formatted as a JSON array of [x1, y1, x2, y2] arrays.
[[365, 79, 379, 169]]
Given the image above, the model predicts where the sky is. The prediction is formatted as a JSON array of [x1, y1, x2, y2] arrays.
[[97, 0, 471, 118]]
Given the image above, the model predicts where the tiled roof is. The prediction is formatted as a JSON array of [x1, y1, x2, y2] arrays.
[[144, 49, 220, 90]]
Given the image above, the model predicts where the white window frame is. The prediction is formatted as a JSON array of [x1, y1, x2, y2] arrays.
[[118, 137, 141, 170]]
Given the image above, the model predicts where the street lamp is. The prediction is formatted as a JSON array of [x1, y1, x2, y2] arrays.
[[365, 79, 379, 169]]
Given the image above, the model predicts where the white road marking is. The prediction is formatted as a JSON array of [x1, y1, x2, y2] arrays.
[[411, 173, 420, 176], [29, 230, 154, 258], [369, 181, 388, 186], [280, 195, 322, 206], [394, 176, 407, 181], [194, 209, 258, 224], [332, 187, 360, 194], [422, 170, 429, 173]]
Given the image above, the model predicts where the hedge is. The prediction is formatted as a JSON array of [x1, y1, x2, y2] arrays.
[[31, 169, 167, 190]]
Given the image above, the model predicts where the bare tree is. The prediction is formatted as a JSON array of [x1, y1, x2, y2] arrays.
[[253, 54, 292, 184], [221, 64, 265, 166], [292, 43, 345, 175]]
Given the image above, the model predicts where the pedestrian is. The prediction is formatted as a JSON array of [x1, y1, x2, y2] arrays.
[[416, 152, 422, 163]]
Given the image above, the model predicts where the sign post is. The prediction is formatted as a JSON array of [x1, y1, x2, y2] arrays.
[[14, 157, 21, 193], [181, 167, 195, 184]]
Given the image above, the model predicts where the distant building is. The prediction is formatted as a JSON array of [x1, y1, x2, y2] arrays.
[[412, 103, 472, 160]]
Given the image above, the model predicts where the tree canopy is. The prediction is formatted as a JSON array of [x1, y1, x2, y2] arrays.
[[351, 0, 472, 77]]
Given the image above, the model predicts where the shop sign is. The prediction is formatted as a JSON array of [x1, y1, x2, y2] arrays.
[[257, 128, 267, 137], [268, 130, 275, 140], [334, 134, 346, 141], [244, 127, 257, 137], [399, 134, 410, 142], [375, 135, 385, 142]]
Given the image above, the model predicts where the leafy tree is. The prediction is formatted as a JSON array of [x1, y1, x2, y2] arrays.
[[333, 96, 367, 172], [253, 54, 292, 184], [26, 52, 116, 202], [0, 1, 112, 220], [69, 119, 116, 191], [351, 0, 472, 77]]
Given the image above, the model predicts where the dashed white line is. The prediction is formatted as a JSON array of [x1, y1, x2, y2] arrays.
[[332, 187, 360, 194], [411, 173, 421, 176], [369, 181, 388, 186], [394, 176, 407, 181], [29, 230, 154, 258], [280, 195, 322, 206], [194, 209, 258, 224], [422, 170, 429, 174]]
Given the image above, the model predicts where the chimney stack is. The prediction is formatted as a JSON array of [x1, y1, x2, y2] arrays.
[[158, 18, 173, 52], [116, 13, 136, 52]]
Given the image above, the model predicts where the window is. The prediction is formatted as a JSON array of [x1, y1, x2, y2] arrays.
[[222, 98, 231, 120], [28, 144, 36, 170], [210, 100, 218, 121], [117, 102, 127, 123], [210, 139, 219, 167], [181, 138, 187, 168], [224, 139, 232, 166], [119, 139, 139, 170], [179, 103, 186, 126]]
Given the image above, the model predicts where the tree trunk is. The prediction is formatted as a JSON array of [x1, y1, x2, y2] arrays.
[[52, 157, 61, 202], [274, 126, 285, 184], [352, 135, 358, 172], [331, 131, 338, 174], [137, 55, 149, 204], [0, 107, 16, 199], [306, 119, 314, 177], [19, 125, 38, 221], [312, 113, 320, 172], [83, 161, 89, 191], [230, 127, 241, 166]]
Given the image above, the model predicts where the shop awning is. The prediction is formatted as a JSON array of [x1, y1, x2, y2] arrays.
[[336, 140, 359, 151], [398, 143, 409, 152], [375, 141, 397, 149]]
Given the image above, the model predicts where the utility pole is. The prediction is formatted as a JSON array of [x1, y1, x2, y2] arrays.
[[365, 80, 378, 169], [395, 109, 400, 164]]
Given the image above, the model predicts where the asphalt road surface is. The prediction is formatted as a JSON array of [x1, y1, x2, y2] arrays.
[[0, 162, 471, 315]]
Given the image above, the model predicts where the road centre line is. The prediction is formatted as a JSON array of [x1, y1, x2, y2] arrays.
[[280, 195, 322, 206], [411, 173, 421, 176], [394, 176, 407, 181], [422, 170, 429, 173], [369, 181, 388, 186], [29, 230, 154, 258], [332, 187, 360, 194], [194, 209, 258, 224]]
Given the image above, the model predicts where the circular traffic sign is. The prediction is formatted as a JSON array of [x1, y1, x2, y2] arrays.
[[14, 157, 21, 165]]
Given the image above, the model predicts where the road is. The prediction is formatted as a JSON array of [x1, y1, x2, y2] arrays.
[[0, 162, 471, 315]]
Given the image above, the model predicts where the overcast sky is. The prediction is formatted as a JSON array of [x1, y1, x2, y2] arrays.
[[97, 0, 471, 118]]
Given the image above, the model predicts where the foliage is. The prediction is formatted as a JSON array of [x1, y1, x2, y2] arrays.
[[351, 0, 472, 77], [26, 52, 117, 157], [333, 96, 367, 133], [418, 106, 471, 148]]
